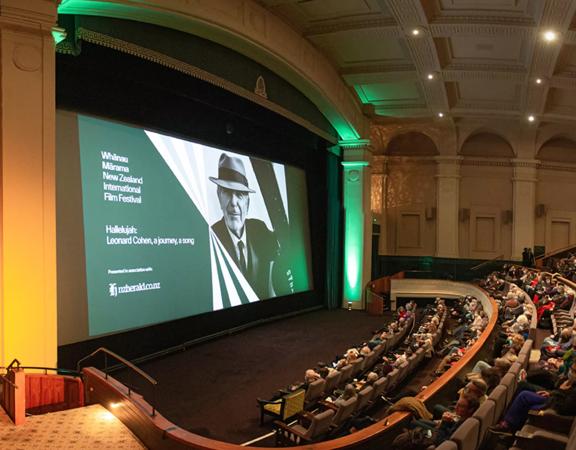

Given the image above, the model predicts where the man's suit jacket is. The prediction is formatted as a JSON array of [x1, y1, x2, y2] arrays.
[[212, 218, 278, 299]]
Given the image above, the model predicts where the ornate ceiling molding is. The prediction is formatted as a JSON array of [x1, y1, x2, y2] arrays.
[[523, 0, 576, 115], [304, 17, 398, 37], [386, 0, 449, 115], [58, 0, 370, 141], [429, 22, 534, 38]]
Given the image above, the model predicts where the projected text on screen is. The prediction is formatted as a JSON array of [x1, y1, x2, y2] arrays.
[[78, 115, 313, 336]]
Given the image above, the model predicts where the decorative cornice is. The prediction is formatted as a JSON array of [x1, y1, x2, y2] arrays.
[[57, 0, 368, 141], [442, 69, 526, 82], [338, 138, 372, 150], [429, 22, 534, 38], [0, 2, 58, 30], [305, 17, 398, 37], [540, 162, 576, 172], [340, 63, 416, 76], [444, 63, 527, 73], [461, 159, 512, 167], [75, 28, 337, 143], [512, 158, 540, 169]]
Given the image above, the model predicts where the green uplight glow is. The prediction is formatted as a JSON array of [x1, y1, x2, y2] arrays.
[[344, 219, 362, 301], [342, 160, 369, 303]]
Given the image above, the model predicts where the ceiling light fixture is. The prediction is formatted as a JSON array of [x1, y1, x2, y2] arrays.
[[543, 30, 558, 42], [411, 28, 421, 36], [527, 114, 536, 122], [535, 78, 543, 84], [437, 112, 444, 118], [427, 73, 435, 80]]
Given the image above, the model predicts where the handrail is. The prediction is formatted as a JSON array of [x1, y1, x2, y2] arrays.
[[77, 347, 158, 416], [470, 254, 504, 271], [6, 358, 21, 371], [0, 374, 18, 389], [82, 283, 497, 450], [536, 243, 576, 262]]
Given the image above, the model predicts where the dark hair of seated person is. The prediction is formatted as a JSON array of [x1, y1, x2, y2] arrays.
[[480, 367, 501, 391]]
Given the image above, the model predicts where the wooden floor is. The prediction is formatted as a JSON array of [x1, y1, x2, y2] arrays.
[[0, 404, 146, 449]]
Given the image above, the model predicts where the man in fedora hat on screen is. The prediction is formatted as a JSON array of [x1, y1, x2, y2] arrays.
[[210, 153, 279, 299]]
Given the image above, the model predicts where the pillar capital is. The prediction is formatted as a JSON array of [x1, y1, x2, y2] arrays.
[[0, 0, 58, 32], [339, 138, 373, 164], [435, 156, 463, 179], [511, 159, 539, 182]]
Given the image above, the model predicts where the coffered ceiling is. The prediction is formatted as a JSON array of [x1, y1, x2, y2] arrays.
[[257, 0, 576, 126]]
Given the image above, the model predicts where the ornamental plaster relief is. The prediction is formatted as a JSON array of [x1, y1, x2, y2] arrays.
[[58, 0, 369, 140]]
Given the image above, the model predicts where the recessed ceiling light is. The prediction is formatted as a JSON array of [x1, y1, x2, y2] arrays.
[[543, 30, 558, 42], [427, 73, 435, 80], [437, 112, 444, 118], [535, 78, 543, 84], [411, 28, 421, 36], [527, 114, 536, 122]]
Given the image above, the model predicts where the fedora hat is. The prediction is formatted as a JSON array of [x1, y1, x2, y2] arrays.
[[209, 153, 255, 193]]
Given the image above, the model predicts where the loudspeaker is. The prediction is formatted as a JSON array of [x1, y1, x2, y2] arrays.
[[502, 209, 513, 224], [425, 207, 436, 220], [535, 203, 548, 217], [459, 208, 470, 222]]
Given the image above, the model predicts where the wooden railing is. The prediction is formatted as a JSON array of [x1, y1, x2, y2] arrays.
[[535, 243, 576, 267], [81, 282, 498, 450], [1, 360, 25, 426], [0, 361, 84, 424]]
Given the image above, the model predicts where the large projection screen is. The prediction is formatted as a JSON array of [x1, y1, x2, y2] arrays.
[[64, 113, 313, 338]]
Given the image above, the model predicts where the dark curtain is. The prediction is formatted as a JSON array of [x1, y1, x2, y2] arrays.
[[325, 150, 342, 309]]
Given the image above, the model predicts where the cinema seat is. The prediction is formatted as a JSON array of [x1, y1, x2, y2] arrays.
[[274, 408, 335, 446], [304, 378, 326, 409], [323, 370, 341, 396], [258, 388, 305, 425]]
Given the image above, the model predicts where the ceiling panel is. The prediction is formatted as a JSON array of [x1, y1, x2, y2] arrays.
[[555, 44, 576, 73], [449, 36, 525, 62], [436, 0, 530, 14], [354, 80, 423, 104], [311, 30, 409, 65], [259, 0, 391, 26], [457, 79, 520, 102], [545, 87, 576, 112]]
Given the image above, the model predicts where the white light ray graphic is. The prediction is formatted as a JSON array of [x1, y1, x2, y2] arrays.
[[212, 236, 243, 307], [209, 235, 224, 311], [273, 163, 289, 223], [212, 230, 259, 303], [173, 139, 208, 214], [145, 131, 209, 222]]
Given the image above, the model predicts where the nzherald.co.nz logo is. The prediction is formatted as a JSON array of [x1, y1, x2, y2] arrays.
[[108, 281, 161, 297]]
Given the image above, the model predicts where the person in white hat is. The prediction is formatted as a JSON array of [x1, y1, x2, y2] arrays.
[[210, 153, 278, 299]]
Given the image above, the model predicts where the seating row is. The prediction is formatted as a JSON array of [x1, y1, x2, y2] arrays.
[[433, 338, 533, 450], [273, 309, 448, 446], [260, 315, 417, 426]]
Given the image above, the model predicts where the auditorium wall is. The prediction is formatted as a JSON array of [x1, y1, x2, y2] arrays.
[[371, 123, 576, 261]]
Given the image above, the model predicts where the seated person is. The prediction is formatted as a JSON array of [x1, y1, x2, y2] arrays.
[[394, 394, 480, 449], [304, 369, 321, 385], [491, 361, 576, 435], [330, 383, 357, 407]]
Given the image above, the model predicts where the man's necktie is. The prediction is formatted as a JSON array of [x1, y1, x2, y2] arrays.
[[238, 241, 247, 274]]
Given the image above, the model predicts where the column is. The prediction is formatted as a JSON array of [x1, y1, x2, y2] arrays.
[[0, 1, 58, 368], [341, 140, 372, 309], [435, 156, 462, 258], [511, 159, 538, 261], [372, 155, 389, 255]]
